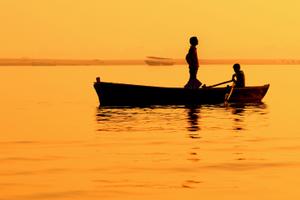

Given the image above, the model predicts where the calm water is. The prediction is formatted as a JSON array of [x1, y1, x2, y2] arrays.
[[0, 65, 300, 199]]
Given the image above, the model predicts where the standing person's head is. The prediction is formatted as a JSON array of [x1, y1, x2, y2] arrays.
[[189, 36, 198, 46], [233, 63, 241, 73]]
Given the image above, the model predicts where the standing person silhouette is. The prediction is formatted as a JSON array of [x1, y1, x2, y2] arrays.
[[184, 36, 202, 89]]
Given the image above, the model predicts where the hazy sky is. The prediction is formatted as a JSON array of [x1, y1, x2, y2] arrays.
[[0, 0, 299, 59]]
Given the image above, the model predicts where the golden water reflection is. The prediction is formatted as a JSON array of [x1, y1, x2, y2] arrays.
[[2, 65, 300, 199], [95, 103, 269, 135]]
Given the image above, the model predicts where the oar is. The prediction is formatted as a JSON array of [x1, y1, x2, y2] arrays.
[[225, 82, 235, 102], [205, 80, 233, 88]]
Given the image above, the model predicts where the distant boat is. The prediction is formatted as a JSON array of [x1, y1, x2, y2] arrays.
[[144, 56, 175, 66], [93, 77, 270, 106]]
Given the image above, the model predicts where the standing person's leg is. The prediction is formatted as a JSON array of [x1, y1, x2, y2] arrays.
[[191, 67, 201, 88], [194, 68, 198, 79], [189, 67, 196, 80]]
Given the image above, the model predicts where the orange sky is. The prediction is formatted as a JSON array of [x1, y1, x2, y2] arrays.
[[0, 0, 299, 59]]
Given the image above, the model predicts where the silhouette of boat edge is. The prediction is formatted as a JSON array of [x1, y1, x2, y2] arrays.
[[93, 77, 269, 106]]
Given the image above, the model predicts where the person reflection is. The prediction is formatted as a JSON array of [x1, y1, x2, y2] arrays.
[[231, 104, 245, 115], [230, 104, 245, 131], [186, 106, 201, 138]]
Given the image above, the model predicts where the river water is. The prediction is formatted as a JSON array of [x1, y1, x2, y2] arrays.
[[0, 65, 300, 199]]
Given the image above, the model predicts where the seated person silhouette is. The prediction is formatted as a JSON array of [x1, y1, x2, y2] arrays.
[[232, 63, 245, 88]]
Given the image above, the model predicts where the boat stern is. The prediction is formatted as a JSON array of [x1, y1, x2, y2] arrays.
[[230, 84, 270, 103], [94, 77, 102, 105]]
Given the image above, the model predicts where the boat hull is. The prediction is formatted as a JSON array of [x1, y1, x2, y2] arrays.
[[94, 81, 270, 106], [144, 60, 175, 66]]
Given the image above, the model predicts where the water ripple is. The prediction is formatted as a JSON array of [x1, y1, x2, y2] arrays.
[[95, 103, 269, 133]]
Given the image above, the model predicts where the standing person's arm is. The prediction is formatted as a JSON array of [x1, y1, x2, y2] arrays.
[[190, 47, 199, 68], [194, 48, 199, 68]]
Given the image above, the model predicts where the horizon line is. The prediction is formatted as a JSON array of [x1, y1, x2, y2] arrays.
[[1, 57, 300, 66]]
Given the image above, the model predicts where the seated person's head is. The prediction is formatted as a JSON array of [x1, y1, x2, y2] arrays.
[[189, 36, 198, 46], [233, 63, 240, 72]]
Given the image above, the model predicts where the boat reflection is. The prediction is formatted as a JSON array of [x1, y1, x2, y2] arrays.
[[95, 103, 268, 134], [184, 103, 268, 133], [228, 103, 268, 131], [228, 104, 246, 131]]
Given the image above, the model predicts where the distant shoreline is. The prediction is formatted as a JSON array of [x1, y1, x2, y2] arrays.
[[0, 58, 300, 66]]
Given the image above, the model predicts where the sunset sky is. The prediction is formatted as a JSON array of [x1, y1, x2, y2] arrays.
[[0, 0, 299, 59]]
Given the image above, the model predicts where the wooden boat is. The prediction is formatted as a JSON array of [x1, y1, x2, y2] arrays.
[[144, 56, 175, 66], [93, 77, 269, 106], [144, 60, 175, 66]]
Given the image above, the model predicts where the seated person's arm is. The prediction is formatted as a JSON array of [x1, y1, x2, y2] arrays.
[[232, 74, 237, 83]]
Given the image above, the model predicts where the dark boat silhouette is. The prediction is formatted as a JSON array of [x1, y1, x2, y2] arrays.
[[144, 56, 175, 66], [93, 77, 269, 107]]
